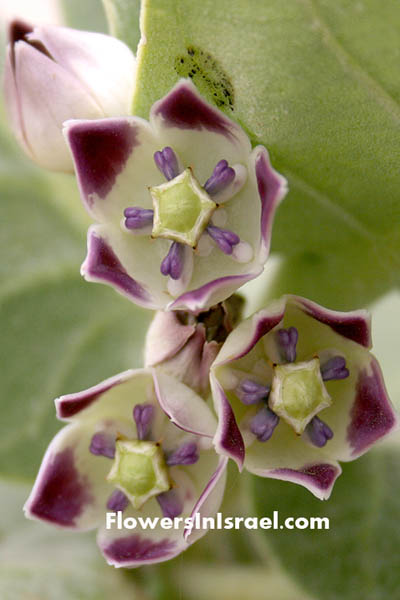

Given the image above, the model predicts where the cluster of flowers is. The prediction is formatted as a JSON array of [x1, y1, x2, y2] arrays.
[[5, 22, 397, 568]]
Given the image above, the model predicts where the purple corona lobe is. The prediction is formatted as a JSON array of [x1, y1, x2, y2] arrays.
[[321, 356, 349, 381], [28, 448, 92, 526], [207, 225, 240, 255], [305, 416, 333, 448], [237, 379, 270, 405], [160, 242, 185, 280], [277, 326, 298, 363], [250, 406, 279, 442], [156, 489, 183, 518], [166, 442, 198, 466], [67, 120, 137, 202], [154, 83, 234, 139], [89, 432, 115, 458], [154, 146, 180, 180], [124, 207, 154, 230], [133, 404, 154, 441], [348, 360, 396, 456], [107, 489, 129, 512], [204, 160, 235, 196]]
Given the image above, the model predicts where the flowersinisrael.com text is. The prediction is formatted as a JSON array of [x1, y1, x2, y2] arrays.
[[106, 511, 329, 532]]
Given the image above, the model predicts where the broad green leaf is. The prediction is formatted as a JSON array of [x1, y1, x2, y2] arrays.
[[252, 448, 400, 600], [0, 132, 151, 483], [0, 480, 141, 600], [129, 0, 400, 309], [103, 0, 141, 52]]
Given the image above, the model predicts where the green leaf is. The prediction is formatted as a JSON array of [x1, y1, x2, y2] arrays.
[[103, 0, 141, 52], [130, 0, 400, 309], [0, 135, 151, 483], [0, 480, 141, 599], [252, 448, 400, 600]]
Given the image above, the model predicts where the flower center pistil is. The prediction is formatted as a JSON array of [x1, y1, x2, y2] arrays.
[[150, 167, 217, 247], [107, 439, 171, 509], [269, 358, 332, 435]]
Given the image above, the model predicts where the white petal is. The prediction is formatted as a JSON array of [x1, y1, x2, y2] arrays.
[[29, 25, 136, 116], [14, 41, 101, 172]]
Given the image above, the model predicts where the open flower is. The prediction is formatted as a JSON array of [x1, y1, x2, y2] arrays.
[[24, 368, 227, 567], [210, 295, 397, 499], [64, 79, 287, 312], [145, 295, 244, 395], [3, 20, 135, 172]]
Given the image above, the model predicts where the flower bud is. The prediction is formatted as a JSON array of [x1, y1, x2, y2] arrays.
[[145, 295, 244, 395], [3, 20, 135, 172]]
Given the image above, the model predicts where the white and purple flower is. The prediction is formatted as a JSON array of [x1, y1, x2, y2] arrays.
[[24, 368, 227, 568], [210, 295, 398, 499], [63, 79, 287, 312], [3, 20, 135, 172]]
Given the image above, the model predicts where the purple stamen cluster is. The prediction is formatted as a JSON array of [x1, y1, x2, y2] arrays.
[[133, 403, 155, 440], [107, 489, 129, 512], [166, 442, 199, 466], [277, 327, 298, 363], [305, 416, 333, 447], [124, 207, 154, 230], [207, 225, 240, 255], [160, 241, 185, 280], [154, 146, 180, 181], [204, 159, 235, 196], [321, 356, 350, 381], [250, 406, 280, 442], [89, 431, 116, 459]]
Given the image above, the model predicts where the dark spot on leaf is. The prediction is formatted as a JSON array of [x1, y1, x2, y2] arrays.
[[174, 45, 234, 111]]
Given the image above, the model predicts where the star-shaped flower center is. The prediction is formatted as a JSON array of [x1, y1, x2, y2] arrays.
[[107, 439, 171, 509], [269, 358, 332, 434], [150, 168, 217, 247]]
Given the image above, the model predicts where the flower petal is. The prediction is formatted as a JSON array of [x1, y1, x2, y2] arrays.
[[346, 357, 398, 458], [64, 117, 160, 222], [144, 311, 196, 367], [81, 226, 162, 309], [169, 271, 262, 313], [150, 80, 251, 182], [211, 375, 245, 469], [29, 25, 135, 116], [14, 41, 101, 171], [153, 370, 217, 438], [56, 370, 133, 420], [294, 296, 372, 348], [244, 418, 342, 500], [97, 468, 198, 567], [3, 45, 32, 159], [212, 297, 286, 367], [264, 462, 341, 501], [185, 456, 228, 543], [253, 145, 287, 262], [24, 424, 112, 529]]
